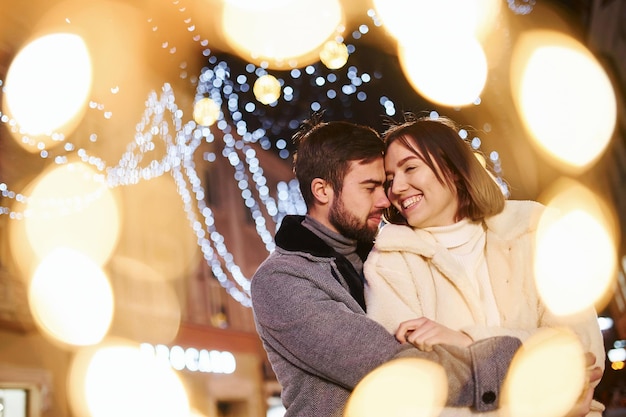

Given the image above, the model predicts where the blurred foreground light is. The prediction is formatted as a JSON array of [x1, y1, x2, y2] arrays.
[[373, 0, 489, 41], [502, 328, 586, 417], [29, 248, 113, 346], [107, 256, 181, 344], [68, 339, 190, 417], [399, 36, 487, 107], [598, 316, 614, 332], [190, 409, 208, 417], [320, 40, 349, 70], [9, 162, 120, 279], [608, 347, 626, 363], [113, 175, 198, 283], [193, 98, 221, 126], [254, 74, 281, 105], [221, 0, 344, 69], [344, 357, 446, 417], [2, 33, 92, 151], [535, 178, 617, 316], [511, 30, 616, 172]]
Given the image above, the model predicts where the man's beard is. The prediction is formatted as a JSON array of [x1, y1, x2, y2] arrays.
[[329, 195, 379, 244]]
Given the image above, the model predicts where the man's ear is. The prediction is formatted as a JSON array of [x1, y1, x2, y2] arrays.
[[311, 178, 332, 205]]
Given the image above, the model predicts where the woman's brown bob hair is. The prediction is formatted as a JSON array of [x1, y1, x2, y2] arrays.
[[382, 114, 506, 225]]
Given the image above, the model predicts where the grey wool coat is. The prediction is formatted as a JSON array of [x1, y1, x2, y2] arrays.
[[251, 215, 521, 417]]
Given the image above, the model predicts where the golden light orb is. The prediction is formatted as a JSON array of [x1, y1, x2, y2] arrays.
[[511, 30, 616, 172], [320, 40, 349, 70], [253, 74, 281, 105], [29, 248, 114, 346], [68, 339, 190, 417], [3, 33, 92, 151], [345, 358, 447, 417], [221, 0, 344, 69], [535, 178, 617, 315], [502, 328, 586, 417], [193, 98, 221, 126]]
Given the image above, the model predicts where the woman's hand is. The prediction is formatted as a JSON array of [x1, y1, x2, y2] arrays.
[[564, 352, 603, 417], [395, 317, 473, 351]]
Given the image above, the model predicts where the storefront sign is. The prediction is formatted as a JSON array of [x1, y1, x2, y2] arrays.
[[140, 343, 236, 374]]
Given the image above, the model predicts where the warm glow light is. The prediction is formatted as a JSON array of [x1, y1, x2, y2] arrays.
[[502, 328, 586, 417], [373, 0, 494, 41], [29, 248, 113, 346], [474, 0, 502, 42], [108, 256, 181, 343], [535, 179, 617, 315], [399, 36, 487, 107], [253, 74, 281, 105], [68, 340, 190, 417], [319, 40, 349, 70], [193, 98, 221, 126], [113, 175, 199, 284], [345, 358, 447, 417], [511, 30, 616, 172], [221, 0, 344, 69], [15, 162, 120, 273], [612, 361, 625, 371], [2, 33, 92, 150]]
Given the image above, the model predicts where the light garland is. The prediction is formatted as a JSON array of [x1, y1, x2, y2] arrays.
[[0, 0, 512, 308]]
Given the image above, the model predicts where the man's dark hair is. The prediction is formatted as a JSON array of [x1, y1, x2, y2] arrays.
[[292, 112, 384, 207]]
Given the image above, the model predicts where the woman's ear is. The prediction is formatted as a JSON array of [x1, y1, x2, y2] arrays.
[[311, 178, 332, 205]]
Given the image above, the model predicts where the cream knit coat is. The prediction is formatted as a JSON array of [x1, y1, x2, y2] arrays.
[[364, 200, 605, 416]]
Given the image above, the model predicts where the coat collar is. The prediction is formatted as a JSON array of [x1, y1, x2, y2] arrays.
[[274, 215, 370, 311], [275, 215, 373, 261]]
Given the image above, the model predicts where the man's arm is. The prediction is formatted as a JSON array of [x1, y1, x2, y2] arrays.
[[251, 258, 521, 411], [394, 335, 520, 411]]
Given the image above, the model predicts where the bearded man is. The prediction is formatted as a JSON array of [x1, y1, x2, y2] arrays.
[[250, 113, 523, 417]]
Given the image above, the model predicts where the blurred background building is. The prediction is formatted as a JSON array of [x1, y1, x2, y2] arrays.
[[0, 0, 624, 416]]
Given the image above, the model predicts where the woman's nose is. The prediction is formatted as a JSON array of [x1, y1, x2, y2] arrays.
[[390, 175, 408, 194]]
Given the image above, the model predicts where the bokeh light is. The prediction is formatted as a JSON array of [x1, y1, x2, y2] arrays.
[[2, 33, 92, 151], [113, 175, 199, 283], [29, 247, 114, 346], [221, 0, 344, 69], [502, 327, 586, 417], [535, 178, 617, 316], [68, 339, 190, 417], [319, 40, 349, 70], [398, 36, 488, 107], [8, 161, 121, 279], [344, 357, 447, 417], [373, 0, 477, 41], [193, 98, 221, 126], [253, 74, 282, 105], [510, 30, 616, 172], [107, 256, 181, 344]]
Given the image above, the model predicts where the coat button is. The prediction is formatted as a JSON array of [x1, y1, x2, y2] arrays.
[[482, 391, 496, 404]]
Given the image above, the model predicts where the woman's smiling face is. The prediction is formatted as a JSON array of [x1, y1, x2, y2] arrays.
[[384, 137, 459, 229]]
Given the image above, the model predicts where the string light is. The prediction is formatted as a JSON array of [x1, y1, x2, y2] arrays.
[[0, 1, 508, 308]]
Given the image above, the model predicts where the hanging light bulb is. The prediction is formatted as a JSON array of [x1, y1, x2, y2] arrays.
[[253, 74, 281, 105], [320, 40, 348, 69]]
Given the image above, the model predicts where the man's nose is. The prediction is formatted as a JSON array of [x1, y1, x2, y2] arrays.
[[375, 188, 390, 209]]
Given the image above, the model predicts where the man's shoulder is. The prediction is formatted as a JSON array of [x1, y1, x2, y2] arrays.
[[252, 247, 332, 282]]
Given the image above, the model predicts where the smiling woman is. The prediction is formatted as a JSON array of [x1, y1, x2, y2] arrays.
[[364, 113, 607, 417]]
